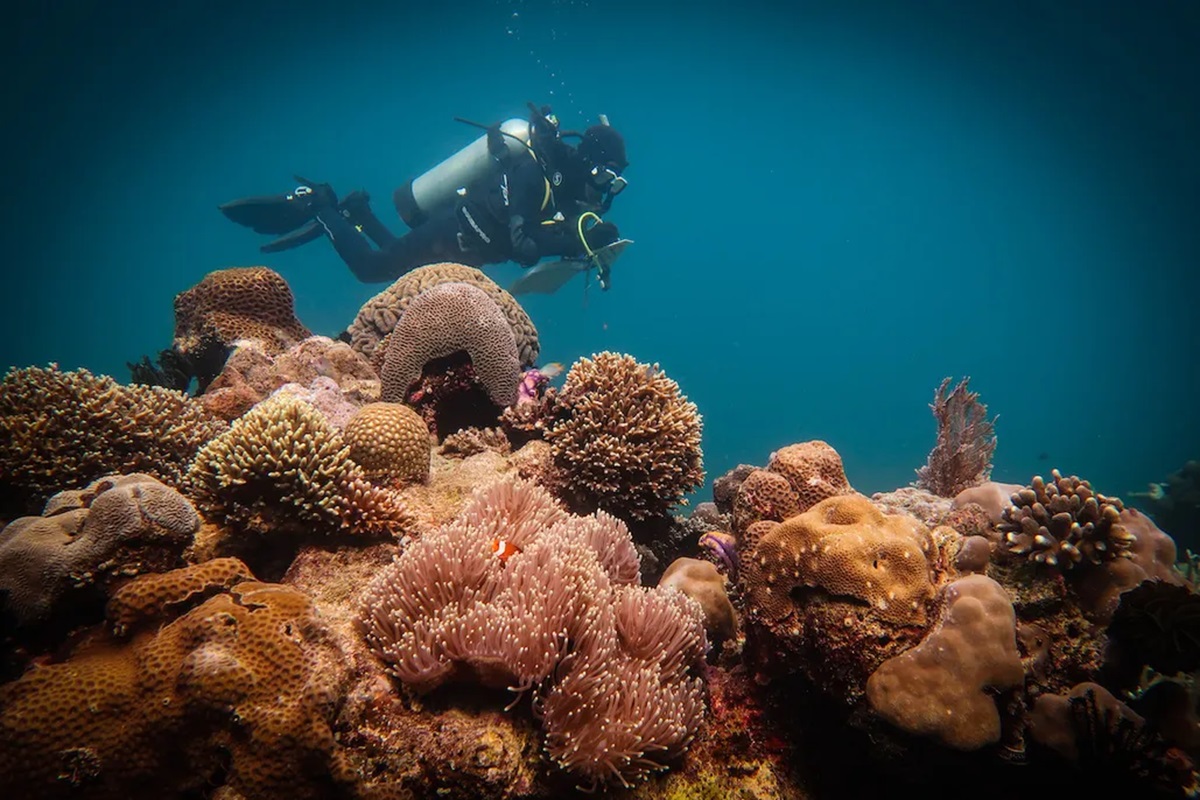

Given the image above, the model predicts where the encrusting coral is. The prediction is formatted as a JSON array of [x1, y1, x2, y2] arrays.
[[0, 558, 354, 800], [379, 281, 523, 408], [0, 365, 227, 513], [186, 395, 410, 539], [347, 261, 540, 368], [172, 266, 311, 357], [342, 402, 432, 484], [0, 474, 199, 627], [544, 352, 704, 522], [357, 477, 707, 789]]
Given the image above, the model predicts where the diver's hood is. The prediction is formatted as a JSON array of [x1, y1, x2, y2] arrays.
[[579, 124, 627, 171]]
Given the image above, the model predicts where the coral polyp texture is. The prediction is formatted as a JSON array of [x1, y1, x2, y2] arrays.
[[172, 266, 311, 357], [358, 477, 706, 789], [0, 559, 353, 800], [0, 474, 198, 626], [0, 365, 227, 512], [865, 574, 1024, 750], [378, 281, 522, 408], [543, 352, 704, 522], [348, 261, 540, 367], [186, 395, 410, 539], [342, 402, 432, 484], [999, 469, 1135, 569]]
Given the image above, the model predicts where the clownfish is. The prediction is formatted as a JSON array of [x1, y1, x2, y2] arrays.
[[491, 538, 522, 562]]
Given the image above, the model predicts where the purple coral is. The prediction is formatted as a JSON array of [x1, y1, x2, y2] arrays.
[[915, 376, 997, 498]]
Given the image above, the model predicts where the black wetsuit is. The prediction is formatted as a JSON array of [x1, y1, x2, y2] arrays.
[[313, 147, 592, 283]]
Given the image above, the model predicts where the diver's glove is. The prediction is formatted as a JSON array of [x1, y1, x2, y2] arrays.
[[583, 221, 619, 251]]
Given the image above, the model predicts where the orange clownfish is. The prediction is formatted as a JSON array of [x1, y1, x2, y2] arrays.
[[491, 539, 522, 563]]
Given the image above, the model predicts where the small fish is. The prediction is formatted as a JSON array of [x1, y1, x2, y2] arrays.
[[1037, 451, 1050, 461], [491, 538, 522, 562], [540, 362, 564, 379]]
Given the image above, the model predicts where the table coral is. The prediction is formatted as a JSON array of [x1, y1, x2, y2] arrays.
[[343, 402, 432, 484], [865, 574, 1024, 750], [543, 352, 704, 522], [173, 266, 311, 357], [0, 474, 198, 627], [0, 365, 227, 513], [186, 395, 410, 540], [0, 559, 353, 800], [358, 477, 706, 789], [378, 282, 522, 409], [347, 261, 540, 367]]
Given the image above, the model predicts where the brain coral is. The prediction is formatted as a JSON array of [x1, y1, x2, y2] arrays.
[[0, 474, 199, 626], [0, 365, 227, 512], [186, 395, 410, 539], [173, 266, 311, 356], [0, 559, 353, 800], [348, 261, 540, 367], [544, 352, 704, 522], [865, 574, 1024, 750], [359, 477, 705, 789], [343, 402, 431, 484], [999, 469, 1135, 569], [378, 282, 522, 408]]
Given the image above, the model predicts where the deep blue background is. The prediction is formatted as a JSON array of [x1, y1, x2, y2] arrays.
[[2, 0, 1198, 505]]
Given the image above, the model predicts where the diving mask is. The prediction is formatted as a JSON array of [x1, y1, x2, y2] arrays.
[[590, 164, 627, 197]]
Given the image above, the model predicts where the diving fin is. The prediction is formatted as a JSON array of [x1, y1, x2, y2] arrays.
[[508, 239, 633, 295], [260, 219, 325, 253], [219, 177, 335, 235]]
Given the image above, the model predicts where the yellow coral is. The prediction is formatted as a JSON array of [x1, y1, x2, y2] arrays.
[[343, 402, 432, 484]]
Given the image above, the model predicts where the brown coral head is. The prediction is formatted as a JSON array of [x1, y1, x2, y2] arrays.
[[765, 440, 854, 513], [998, 469, 1132, 570], [173, 266, 311, 356], [544, 352, 704, 522], [343, 402, 431, 484], [379, 281, 521, 408]]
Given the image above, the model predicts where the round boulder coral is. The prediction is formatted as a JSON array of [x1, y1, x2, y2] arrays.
[[173, 266, 311, 357], [343, 402, 431, 484], [544, 352, 704, 522]]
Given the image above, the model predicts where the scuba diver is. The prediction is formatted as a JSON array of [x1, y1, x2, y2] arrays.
[[220, 103, 631, 293]]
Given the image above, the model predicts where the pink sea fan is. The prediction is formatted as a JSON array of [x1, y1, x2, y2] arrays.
[[915, 376, 998, 497]]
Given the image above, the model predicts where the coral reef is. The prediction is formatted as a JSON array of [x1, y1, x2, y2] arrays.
[[865, 574, 1024, 750], [766, 441, 856, 512], [379, 282, 522, 408], [543, 352, 704, 522], [0, 559, 353, 800], [186, 395, 411, 542], [0, 365, 227, 514], [440, 426, 512, 459], [173, 266, 311, 358], [659, 557, 737, 641], [914, 376, 997, 497], [347, 261, 540, 367], [1106, 580, 1200, 683], [342, 402, 432, 484], [0, 474, 198, 627], [358, 477, 706, 789]]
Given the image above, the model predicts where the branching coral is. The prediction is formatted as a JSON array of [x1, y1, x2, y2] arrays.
[[544, 352, 704, 522], [0, 365, 227, 512], [914, 376, 997, 497], [358, 477, 705, 789], [186, 395, 410, 539], [999, 469, 1135, 569]]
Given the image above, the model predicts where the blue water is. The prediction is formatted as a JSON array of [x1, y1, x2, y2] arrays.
[[3, 0, 1198, 504]]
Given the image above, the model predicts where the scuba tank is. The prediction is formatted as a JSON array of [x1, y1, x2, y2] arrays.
[[392, 118, 532, 228]]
